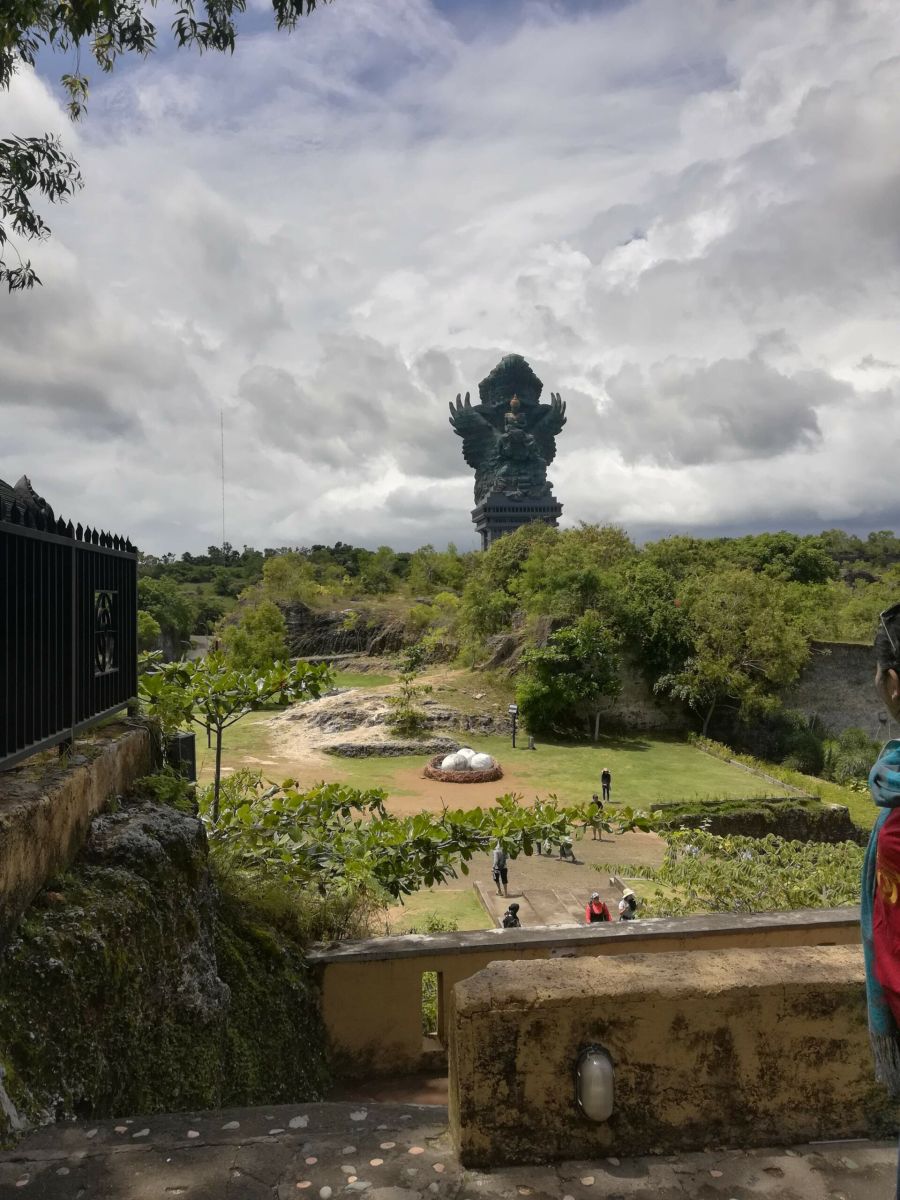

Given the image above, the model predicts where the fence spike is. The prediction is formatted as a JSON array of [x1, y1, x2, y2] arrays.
[[75, 522, 83, 541], [65, 520, 75, 538], [92, 528, 99, 545]]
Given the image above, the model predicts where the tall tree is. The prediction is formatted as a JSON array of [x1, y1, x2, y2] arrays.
[[654, 568, 810, 735], [1, 0, 330, 290], [517, 610, 622, 741]]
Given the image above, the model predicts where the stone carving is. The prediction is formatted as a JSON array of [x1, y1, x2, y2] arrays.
[[12, 475, 55, 523], [449, 354, 567, 504]]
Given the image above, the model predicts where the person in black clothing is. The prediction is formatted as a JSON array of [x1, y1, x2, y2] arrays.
[[601, 767, 612, 803], [501, 902, 521, 928]]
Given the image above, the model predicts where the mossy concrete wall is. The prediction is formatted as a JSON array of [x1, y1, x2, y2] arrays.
[[0, 726, 151, 947], [449, 946, 893, 1166]]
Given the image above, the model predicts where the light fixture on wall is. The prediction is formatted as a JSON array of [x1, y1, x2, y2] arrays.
[[576, 1046, 614, 1122]]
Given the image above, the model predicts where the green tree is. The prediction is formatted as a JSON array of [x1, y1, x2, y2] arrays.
[[260, 551, 321, 605], [140, 654, 331, 820], [358, 546, 399, 594], [1, 1, 329, 290], [517, 610, 621, 741], [137, 576, 197, 646], [136, 609, 161, 652], [207, 781, 610, 900], [219, 598, 289, 671], [655, 568, 810, 735]]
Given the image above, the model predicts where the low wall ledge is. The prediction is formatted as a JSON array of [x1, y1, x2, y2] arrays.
[[308, 906, 860, 964]]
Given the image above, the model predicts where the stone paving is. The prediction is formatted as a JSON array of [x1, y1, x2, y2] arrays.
[[0, 1103, 896, 1199]]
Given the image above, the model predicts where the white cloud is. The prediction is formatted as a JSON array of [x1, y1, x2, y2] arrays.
[[2, 0, 899, 551]]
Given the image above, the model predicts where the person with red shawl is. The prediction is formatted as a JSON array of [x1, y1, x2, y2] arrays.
[[862, 602, 900, 1198], [585, 892, 611, 924]]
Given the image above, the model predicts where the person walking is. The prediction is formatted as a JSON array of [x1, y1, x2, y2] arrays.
[[558, 835, 576, 862], [492, 841, 509, 898], [501, 902, 521, 928], [862, 602, 900, 1197], [590, 792, 604, 840], [601, 767, 612, 803], [585, 892, 611, 924]]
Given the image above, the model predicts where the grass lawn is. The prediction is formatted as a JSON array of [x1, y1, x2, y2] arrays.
[[386, 887, 490, 933], [201, 715, 796, 809], [333, 670, 395, 689]]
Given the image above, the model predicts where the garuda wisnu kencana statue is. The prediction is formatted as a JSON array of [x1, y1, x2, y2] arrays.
[[449, 354, 567, 504]]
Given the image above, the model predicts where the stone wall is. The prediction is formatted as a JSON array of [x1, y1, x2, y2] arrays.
[[0, 725, 151, 948], [784, 639, 886, 736], [595, 658, 691, 733], [449, 946, 891, 1166], [604, 640, 885, 736]]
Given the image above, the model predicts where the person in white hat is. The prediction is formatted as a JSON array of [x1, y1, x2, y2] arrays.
[[618, 888, 638, 921]]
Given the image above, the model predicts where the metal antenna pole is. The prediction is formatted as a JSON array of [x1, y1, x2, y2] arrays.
[[220, 409, 226, 550]]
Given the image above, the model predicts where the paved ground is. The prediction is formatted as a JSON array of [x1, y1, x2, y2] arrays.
[[1, 1102, 895, 1199]]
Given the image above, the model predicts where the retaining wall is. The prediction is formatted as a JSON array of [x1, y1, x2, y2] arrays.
[[0, 724, 151, 945], [310, 908, 860, 1077]]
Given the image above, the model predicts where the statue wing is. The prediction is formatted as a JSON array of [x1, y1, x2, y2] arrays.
[[449, 392, 499, 469], [528, 392, 567, 464]]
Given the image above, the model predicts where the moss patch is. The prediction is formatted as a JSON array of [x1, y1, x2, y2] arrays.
[[0, 798, 329, 1144]]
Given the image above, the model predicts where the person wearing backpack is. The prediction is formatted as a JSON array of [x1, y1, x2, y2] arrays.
[[501, 902, 521, 928], [585, 892, 611, 924], [618, 888, 638, 920]]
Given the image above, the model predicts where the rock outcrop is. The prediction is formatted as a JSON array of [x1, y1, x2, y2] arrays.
[[0, 795, 329, 1143], [283, 603, 408, 658]]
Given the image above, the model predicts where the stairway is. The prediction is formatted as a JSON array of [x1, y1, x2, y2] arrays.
[[475, 882, 623, 928]]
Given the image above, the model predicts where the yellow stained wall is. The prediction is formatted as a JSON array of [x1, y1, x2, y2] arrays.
[[449, 945, 892, 1166], [317, 915, 860, 1076]]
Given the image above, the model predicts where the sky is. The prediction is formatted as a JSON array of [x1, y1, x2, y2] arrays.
[[2, 0, 899, 555]]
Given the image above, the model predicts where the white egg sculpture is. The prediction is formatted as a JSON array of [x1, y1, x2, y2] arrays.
[[456, 747, 476, 762], [470, 752, 494, 770], [440, 753, 462, 770]]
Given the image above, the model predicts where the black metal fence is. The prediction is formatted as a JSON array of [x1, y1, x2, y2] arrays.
[[0, 498, 138, 769]]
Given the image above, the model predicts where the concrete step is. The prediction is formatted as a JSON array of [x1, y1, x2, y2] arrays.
[[524, 888, 580, 927], [474, 881, 544, 929]]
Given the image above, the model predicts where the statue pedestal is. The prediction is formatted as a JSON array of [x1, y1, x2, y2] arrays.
[[471, 494, 563, 551]]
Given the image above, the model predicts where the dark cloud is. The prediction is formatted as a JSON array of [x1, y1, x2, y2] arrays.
[[601, 356, 851, 467]]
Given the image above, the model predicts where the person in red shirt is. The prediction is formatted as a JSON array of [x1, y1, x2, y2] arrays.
[[585, 892, 611, 924], [862, 601, 900, 1200]]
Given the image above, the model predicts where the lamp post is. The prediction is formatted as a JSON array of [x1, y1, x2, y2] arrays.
[[508, 702, 518, 750]]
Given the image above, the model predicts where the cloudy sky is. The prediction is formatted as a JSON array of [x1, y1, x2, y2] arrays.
[[3, 0, 899, 554]]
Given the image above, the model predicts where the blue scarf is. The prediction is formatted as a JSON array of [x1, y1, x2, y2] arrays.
[[862, 739, 900, 1095]]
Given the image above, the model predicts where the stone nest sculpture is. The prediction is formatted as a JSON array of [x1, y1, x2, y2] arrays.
[[423, 746, 504, 784]]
